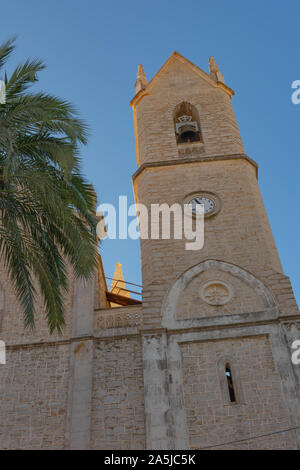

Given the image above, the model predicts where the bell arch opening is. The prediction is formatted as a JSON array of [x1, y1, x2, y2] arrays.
[[173, 102, 202, 144]]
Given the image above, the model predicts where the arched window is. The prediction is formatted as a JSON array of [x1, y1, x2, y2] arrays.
[[225, 363, 236, 403], [174, 102, 202, 144]]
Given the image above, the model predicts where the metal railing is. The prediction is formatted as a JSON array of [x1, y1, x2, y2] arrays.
[[105, 276, 142, 298]]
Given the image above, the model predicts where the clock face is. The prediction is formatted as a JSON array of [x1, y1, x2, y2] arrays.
[[189, 197, 215, 215]]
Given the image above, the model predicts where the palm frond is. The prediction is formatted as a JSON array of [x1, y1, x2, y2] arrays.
[[0, 38, 97, 333], [0, 37, 16, 71]]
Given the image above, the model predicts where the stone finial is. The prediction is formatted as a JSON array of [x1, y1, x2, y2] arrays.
[[110, 262, 130, 298], [135, 64, 148, 94], [96, 211, 107, 239], [209, 56, 225, 84]]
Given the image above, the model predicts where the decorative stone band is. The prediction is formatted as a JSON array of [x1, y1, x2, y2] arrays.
[[132, 153, 258, 181], [94, 305, 143, 331]]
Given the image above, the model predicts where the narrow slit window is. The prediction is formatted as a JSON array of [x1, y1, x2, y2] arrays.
[[225, 363, 236, 403]]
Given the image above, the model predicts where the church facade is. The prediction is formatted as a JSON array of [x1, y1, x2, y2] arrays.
[[0, 52, 299, 450]]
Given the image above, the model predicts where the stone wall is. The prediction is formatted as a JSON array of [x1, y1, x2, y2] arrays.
[[180, 335, 296, 449], [91, 336, 146, 449], [0, 343, 70, 449]]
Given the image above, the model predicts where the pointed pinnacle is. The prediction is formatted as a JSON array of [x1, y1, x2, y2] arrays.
[[135, 64, 148, 94], [209, 56, 225, 84]]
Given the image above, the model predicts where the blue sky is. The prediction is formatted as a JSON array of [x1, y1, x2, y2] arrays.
[[1, 1, 299, 303]]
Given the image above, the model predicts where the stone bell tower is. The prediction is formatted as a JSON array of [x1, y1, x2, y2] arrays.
[[131, 52, 300, 449]]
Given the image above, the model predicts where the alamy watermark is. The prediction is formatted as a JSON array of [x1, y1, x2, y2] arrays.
[[0, 340, 5, 365], [291, 80, 300, 104], [0, 80, 6, 104], [96, 196, 204, 250], [291, 340, 300, 365]]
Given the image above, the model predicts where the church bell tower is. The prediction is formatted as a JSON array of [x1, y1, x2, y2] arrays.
[[131, 53, 300, 450]]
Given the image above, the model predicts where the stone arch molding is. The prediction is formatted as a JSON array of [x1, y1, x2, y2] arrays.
[[161, 260, 277, 329]]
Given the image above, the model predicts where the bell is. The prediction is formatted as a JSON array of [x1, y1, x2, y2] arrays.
[[179, 129, 198, 143]]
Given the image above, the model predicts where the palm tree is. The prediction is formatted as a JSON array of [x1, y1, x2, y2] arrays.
[[0, 38, 98, 333]]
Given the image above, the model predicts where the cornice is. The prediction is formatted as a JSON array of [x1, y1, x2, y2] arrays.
[[132, 153, 258, 182]]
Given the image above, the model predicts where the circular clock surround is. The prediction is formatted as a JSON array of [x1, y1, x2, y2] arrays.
[[183, 191, 221, 218]]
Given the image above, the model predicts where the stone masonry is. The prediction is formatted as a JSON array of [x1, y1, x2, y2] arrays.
[[0, 52, 299, 449]]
